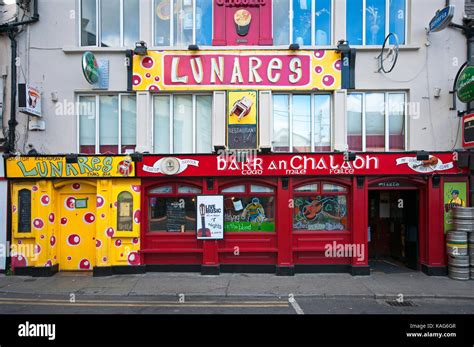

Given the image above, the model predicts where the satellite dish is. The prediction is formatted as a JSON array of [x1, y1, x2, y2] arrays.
[[377, 33, 400, 74]]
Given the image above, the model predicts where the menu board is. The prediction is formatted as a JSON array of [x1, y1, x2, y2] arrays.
[[166, 200, 187, 232], [18, 189, 31, 233]]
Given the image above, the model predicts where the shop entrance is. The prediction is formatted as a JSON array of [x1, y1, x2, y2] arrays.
[[59, 185, 97, 271], [368, 190, 419, 271]]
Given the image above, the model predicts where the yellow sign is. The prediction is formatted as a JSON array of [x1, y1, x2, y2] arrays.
[[228, 91, 257, 125], [6, 156, 135, 178], [132, 50, 342, 91]]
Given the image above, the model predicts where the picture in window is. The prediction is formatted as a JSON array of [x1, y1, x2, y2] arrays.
[[223, 197, 275, 232], [149, 197, 197, 232], [293, 195, 347, 231]]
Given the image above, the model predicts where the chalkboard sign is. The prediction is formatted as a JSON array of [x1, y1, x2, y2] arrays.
[[18, 189, 31, 233], [228, 125, 257, 149], [166, 200, 187, 232]]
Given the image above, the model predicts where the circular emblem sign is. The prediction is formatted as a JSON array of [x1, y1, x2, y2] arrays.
[[82, 51, 99, 85], [160, 157, 180, 175], [456, 65, 474, 103]]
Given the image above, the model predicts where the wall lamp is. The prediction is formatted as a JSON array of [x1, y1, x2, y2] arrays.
[[259, 147, 272, 154], [130, 153, 143, 162], [289, 43, 300, 51], [344, 151, 356, 162], [188, 44, 200, 51], [134, 41, 148, 56], [66, 154, 78, 164], [213, 145, 226, 154], [416, 150, 430, 161], [337, 40, 351, 54]]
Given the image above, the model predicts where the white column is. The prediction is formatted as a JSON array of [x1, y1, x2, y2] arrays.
[[259, 90, 272, 149], [212, 91, 226, 149], [136, 91, 153, 153], [333, 89, 348, 151]]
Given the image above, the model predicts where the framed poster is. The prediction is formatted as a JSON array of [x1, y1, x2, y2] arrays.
[[227, 90, 258, 149], [443, 182, 467, 233], [196, 195, 224, 240]]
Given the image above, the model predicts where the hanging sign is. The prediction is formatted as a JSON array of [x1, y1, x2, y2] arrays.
[[428, 5, 455, 33], [196, 195, 224, 240], [227, 90, 258, 149], [457, 65, 474, 103], [462, 113, 474, 148], [18, 84, 42, 117], [82, 52, 100, 84]]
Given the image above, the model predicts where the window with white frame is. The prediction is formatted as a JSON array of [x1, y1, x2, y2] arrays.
[[273, 94, 331, 152], [347, 92, 406, 152], [273, 0, 332, 46], [346, 0, 406, 46], [78, 94, 137, 154], [153, 94, 212, 154], [80, 0, 139, 47], [153, 0, 213, 47]]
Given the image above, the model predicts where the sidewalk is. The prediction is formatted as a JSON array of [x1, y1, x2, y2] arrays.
[[0, 271, 473, 300]]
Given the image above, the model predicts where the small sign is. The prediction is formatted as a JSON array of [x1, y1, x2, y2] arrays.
[[227, 90, 258, 149], [94, 59, 110, 90], [196, 195, 224, 240], [82, 52, 100, 84], [18, 84, 42, 117], [456, 65, 474, 103], [462, 113, 474, 148], [429, 5, 455, 33], [75, 198, 88, 209]]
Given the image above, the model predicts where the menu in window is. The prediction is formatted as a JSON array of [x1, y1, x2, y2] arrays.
[[166, 200, 187, 232]]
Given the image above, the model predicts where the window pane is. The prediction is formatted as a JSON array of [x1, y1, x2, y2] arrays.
[[295, 184, 318, 192], [293, 0, 312, 45], [390, 0, 406, 44], [250, 185, 275, 193], [366, 0, 386, 45], [100, 0, 120, 47], [347, 94, 362, 151], [294, 195, 347, 231], [293, 95, 311, 152], [173, 95, 193, 153], [389, 93, 405, 151], [149, 185, 173, 194], [322, 183, 347, 193], [178, 185, 202, 194], [222, 185, 246, 193], [124, 0, 140, 47], [196, 0, 212, 45], [99, 96, 119, 153], [154, 0, 171, 46], [273, 0, 290, 45], [153, 96, 170, 153], [81, 0, 97, 46], [314, 94, 331, 151], [117, 192, 133, 231], [174, 0, 193, 46], [18, 189, 31, 233], [149, 197, 197, 232], [346, 0, 363, 45], [315, 0, 331, 45], [224, 196, 275, 232], [79, 96, 96, 153], [121, 95, 136, 153], [196, 95, 212, 153], [365, 93, 385, 151], [273, 94, 290, 152]]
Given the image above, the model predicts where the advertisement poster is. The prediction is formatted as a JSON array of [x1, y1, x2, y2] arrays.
[[227, 90, 258, 149], [196, 195, 224, 240], [443, 182, 467, 233]]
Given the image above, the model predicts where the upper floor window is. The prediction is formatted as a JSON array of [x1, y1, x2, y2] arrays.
[[273, 0, 332, 46], [346, 0, 406, 46], [78, 94, 137, 154], [347, 92, 406, 152], [153, 0, 213, 47], [273, 93, 331, 152], [80, 0, 140, 47], [153, 94, 212, 154]]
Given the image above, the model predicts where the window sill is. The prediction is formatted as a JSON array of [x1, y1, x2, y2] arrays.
[[352, 45, 421, 52], [63, 46, 130, 54]]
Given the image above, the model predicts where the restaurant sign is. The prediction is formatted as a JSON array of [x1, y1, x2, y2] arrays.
[[138, 153, 464, 177], [6, 156, 135, 178], [132, 50, 342, 91]]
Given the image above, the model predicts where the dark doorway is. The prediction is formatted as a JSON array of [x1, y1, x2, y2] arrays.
[[368, 190, 419, 272]]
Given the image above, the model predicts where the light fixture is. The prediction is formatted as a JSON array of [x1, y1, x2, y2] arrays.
[[66, 154, 78, 164], [259, 147, 272, 154], [337, 40, 351, 54], [289, 43, 300, 51], [344, 151, 356, 162], [213, 145, 226, 154], [416, 150, 429, 161], [130, 153, 143, 162], [188, 44, 200, 51], [134, 41, 148, 56]]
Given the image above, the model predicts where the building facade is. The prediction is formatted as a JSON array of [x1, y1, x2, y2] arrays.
[[0, 0, 471, 276]]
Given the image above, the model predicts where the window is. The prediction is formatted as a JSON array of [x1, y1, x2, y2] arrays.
[[117, 192, 133, 231], [346, 0, 406, 46], [347, 92, 406, 152], [78, 94, 137, 154], [153, 94, 212, 154], [153, 0, 213, 47], [18, 189, 31, 233], [221, 183, 275, 233], [293, 182, 348, 231], [147, 184, 201, 233], [273, 94, 331, 152], [80, 0, 139, 47], [273, 0, 332, 46]]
